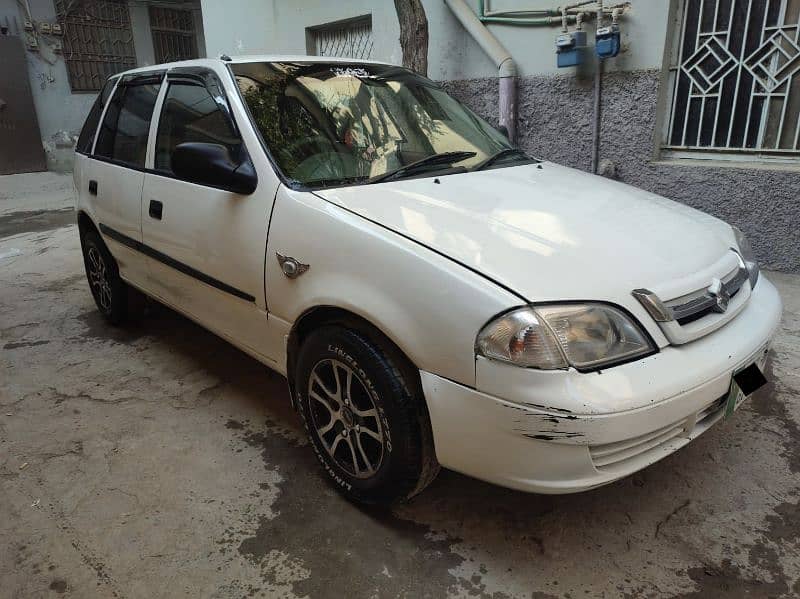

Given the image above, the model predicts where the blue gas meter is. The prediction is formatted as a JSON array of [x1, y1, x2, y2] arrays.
[[595, 24, 621, 59], [556, 30, 587, 68]]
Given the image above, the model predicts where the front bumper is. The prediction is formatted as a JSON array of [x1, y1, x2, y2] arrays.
[[421, 276, 782, 494]]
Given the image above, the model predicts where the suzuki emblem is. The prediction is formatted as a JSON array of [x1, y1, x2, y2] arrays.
[[707, 278, 730, 313]]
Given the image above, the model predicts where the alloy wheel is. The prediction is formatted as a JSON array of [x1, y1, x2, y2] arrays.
[[307, 359, 385, 479], [87, 246, 112, 312]]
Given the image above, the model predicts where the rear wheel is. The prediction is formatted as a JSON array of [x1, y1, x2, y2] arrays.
[[295, 326, 439, 504], [80, 229, 142, 325]]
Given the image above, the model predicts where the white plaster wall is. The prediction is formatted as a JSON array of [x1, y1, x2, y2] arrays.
[[200, 0, 672, 78], [201, 0, 402, 64], [0, 0, 95, 153], [0, 0, 207, 171]]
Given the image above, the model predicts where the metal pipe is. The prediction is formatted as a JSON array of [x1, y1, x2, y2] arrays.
[[591, 0, 604, 174], [479, 15, 570, 26], [479, 0, 629, 26], [480, 0, 562, 18], [479, 1, 573, 24], [591, 58, 604, 174], [445, 0, 518, 143]]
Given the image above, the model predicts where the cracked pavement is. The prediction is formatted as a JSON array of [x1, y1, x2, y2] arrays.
[[1, 172, 800, 598]]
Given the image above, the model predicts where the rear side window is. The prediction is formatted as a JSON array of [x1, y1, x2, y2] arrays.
[[154, 82, 242, 173], [95, 80, 162, 168], [76, 78, 116, 155]]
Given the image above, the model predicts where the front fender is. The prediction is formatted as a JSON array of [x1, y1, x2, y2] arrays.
[[265, 187, 520, 387]]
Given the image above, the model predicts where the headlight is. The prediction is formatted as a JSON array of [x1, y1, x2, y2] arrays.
[[476, 304, 655, 371], [732, 226, 759, 289]]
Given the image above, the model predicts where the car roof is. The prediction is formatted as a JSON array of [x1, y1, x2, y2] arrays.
[[114, 55, 396, 78]]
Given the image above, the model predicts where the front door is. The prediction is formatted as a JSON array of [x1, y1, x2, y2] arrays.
[[0, 34, 46, 174], [140, 68, 276, 359]]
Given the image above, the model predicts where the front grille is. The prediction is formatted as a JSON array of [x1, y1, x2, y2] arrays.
[[632, 250, 752, 345], [668, 263, 748, 326]]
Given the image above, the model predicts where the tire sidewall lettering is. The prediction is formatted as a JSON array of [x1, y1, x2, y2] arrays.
[[327, 344, 393, 452]]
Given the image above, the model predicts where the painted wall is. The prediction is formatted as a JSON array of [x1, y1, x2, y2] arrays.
[[0, 0, 206, 172], [0, 0, 96, 172], [201, 0, 403, 62], [200, 0, 671, 77]]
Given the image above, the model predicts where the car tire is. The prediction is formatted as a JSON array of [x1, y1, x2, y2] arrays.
[[80, 229, 141, 325], [295, 325, 439, 504]]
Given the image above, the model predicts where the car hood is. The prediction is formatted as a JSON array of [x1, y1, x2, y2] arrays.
[[313, 163, 735, 304]]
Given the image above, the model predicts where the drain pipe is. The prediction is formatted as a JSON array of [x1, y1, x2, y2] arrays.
[[444, 0, 518, 144]]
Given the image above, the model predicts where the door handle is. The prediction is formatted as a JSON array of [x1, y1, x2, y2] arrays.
[[149, 200, 163, 220], [88, 180, 97, 195]]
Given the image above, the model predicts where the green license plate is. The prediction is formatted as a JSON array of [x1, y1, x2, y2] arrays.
[[724, 361, 768, 419]]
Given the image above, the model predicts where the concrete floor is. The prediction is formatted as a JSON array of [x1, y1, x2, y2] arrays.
[[1, 172, 800, 599]]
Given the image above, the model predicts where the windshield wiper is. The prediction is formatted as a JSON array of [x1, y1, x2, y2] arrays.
[[369, 151, 477, 184], [304, 175, 369, 189], [471, 148, 532, 172]]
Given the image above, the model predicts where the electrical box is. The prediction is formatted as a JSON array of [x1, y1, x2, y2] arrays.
[[556, 31, 587, 68], [596, 25, 621, 59]]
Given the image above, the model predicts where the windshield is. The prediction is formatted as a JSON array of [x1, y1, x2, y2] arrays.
[[231, 61, 532, 189]]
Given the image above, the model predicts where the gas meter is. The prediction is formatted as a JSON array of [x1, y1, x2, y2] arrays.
[[556, 30, 587, 68]]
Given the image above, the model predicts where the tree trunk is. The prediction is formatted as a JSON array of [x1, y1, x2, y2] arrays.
[[394, 0, 429, 76]]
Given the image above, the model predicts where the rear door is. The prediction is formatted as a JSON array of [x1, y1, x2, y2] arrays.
[[140, 66, 277, 358], [74, 76, 117, 218], [89, 72, 163, 287]]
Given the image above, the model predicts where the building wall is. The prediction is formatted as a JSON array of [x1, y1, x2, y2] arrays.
[[201, 0, 403, 61], [200, 0, 670, 77], [0, 0, 96, 172], [0, 0, 205, 172]]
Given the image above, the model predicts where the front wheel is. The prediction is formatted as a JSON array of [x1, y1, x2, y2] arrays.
[[295, 326, 439, 504]]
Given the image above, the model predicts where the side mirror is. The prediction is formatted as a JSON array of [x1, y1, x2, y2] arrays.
[[171, 142, 257, 195]]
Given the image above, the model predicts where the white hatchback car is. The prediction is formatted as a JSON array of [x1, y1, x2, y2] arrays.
[[74, 56, 782, 504]]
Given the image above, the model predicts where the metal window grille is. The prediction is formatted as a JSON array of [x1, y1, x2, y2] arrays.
[[149, 6, 198, 64], [664, 0, 800, 161], [311, 17, 374, 60], [55, 0, 136, 92]]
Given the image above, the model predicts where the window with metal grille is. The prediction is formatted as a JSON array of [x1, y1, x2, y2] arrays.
[[663, 0, 800, 162], [55, 0, 136, 92], [149, 6, 198, 64], [308, 16, 374, 60]]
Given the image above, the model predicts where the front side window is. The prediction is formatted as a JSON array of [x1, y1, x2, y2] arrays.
[[95, 79, 162, 168], [232, 62, 528, 188], [154, 82, 242, 173]]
